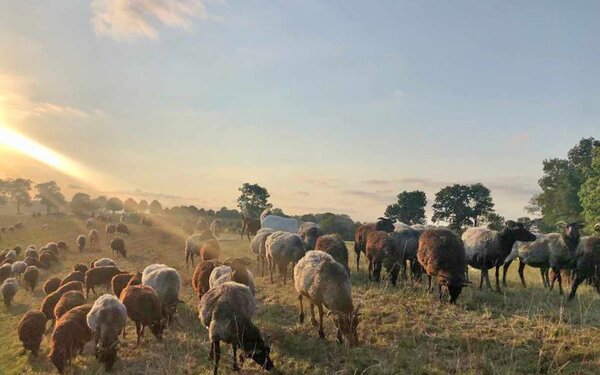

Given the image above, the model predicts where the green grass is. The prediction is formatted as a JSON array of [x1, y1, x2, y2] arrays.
[[1, 214, 600, 374]]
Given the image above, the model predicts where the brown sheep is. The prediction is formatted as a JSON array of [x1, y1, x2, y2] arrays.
[[315, 234, 350, 274], [240, 216, 261, 240], [116, 223, 129, 235], [41, 281, 84, 321], [126, 272, 142, 287], [57, 241, 69, 252], [23, 266, 40, 291], [119, 285, 165, 345], [18, 309, 47, 355], [365, 231, 401, 286], [0, 263, 12, 283], [200, 239, 221, 261], [43, 277, 62, 295], [111, 273, 134, 298], [106, 224, 116, 238], [73, 263, 88, 274], [192, 260, 220, 299], [353, 217, 395, 271], [84, 267, 124, 298], [46, 242, 59, 256], [24, 256, 45, 269], [76, 235, 87, 252], [60, 271, 85, 286], [417, 228, 467, 303], [39, 252, 53, 269], [49, 304, 92, 374], [110, 237, 127, 258], [54, 291, 86, 320], [89, 229, 100, 246]]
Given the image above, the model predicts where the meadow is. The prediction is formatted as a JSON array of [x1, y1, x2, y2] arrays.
[[1, 214, 600, 375]]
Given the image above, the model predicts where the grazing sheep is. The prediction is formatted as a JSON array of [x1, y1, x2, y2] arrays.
[[201, 238, 221, 262], [42, 281, 84, 321], [8, 225, 15, 232], [568, 236, 600, 300], [54, 291, 86, 320], [0, 264, 12, 283], [365, 231, 401, 285], [86, 218, 96, 229], [110, 237, 127, 258], [353, 217, 395, 271], [11, 261, 28, 278], [503, 221, 585, 294], [112, 273, 134, 299], [5, 249, 17, 262], [140, 216, 153, 227], [49, 304, 92, 374], [76, 235, 87, 252], [198, 282, 274, 374], [1, 278, 18, 307], [39, 252, 53, 269], [73, 263, 88, 273], [24, 256, 44, 269], [60, 271, 85, 286], [119, 285, 164, 345], [25, 247, 38, 259], [89, 229, 100, 246], [92, 258, 118, 268], [43, 277, 62, 295], [417, 228, 467, 303], [85, 267, 124, 298], [41, 223, 48, 230], [298, 222, 322, 250], [116, 223, 129, 235], [240, 215, 261, 240], [57, 241, 69, 252], [209, 258, 256, 295], [46, 242, 59, 256], [389, 225, 428, 281], [185, 231, 219, 269], [142, 264, 182, 324], [87, 294, 128, 371], [462, 221, 536, 292], [18, 309, 46, 355], [127, 272, 142, 288], [23, 266, 40, 291], [192, 260, 220, 299], [315, 234, 350, 275], [294, 250, 360, 345], [265, 231, 306, 284], [210, 219, 223, 238], [250, 228, 276, 277], [106, 224, 116, 238]]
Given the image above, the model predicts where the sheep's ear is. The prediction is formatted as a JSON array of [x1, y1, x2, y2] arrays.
[[505, 220, 517, 229], [555, 221, 567, 229]]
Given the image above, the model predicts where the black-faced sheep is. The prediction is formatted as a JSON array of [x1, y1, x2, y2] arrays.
[[119, 285, 164, 345], [116, 223, 129, 235], [112, 273, 134, 299], [568, 235, 600, 300], [353, 217, 395, 271], [265, 231, 306, 284], [315, 234, 350, 275], [87, 294, 128, 371], [89, 229, 100, 246], [49, 304, 92, 374], [85, 267, 125, 298], [18, 309, 46, 355], [250, 228, 275, 276], [417, 228, 467, 303], [462, 221, 536, 292], [192, 260, 220, 300], [365, 231, 401, 286], [43, 277, 62, 295], [60, 271, 85, 286], [1, 277, 18, 307], [42, 281, 84, 321], [142, 264, 182, 325], [209, 258, 255, 295], [54, 291, 86, 320], [503, 221, 585, 294], [76, 234, 87, 252], [110, 237, 126, 258], [294, 250, 360, 345], [198, 282, 273, 374], [106, 224, 116, 238], [23, 266, 40, 291]]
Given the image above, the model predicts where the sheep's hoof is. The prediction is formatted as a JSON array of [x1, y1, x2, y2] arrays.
[[318, 329, 325, 339], [298, 313, 304, 324]]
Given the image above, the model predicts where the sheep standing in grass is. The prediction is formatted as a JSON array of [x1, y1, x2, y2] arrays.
[[60, 271, 85, 286], [73, 263, 88, 273], [18, 310, 46, 355], [89, 229, 100, 246], [85, 267, 124, 298], [1, 278, 18, 307], [240, 216, 261, 240], [23, 266, 40, 291], [315, 234, 350, 275], [11, 261, 27, 278], [294, 250, 360, 345], [250, 228, 275, 276], [54, 291, 86, 320], [112, 273, 134, 298], [49, 304, 92, 374], [265, 231, 306, 284], [261, 208, 300, 232], [119, 285, 164, 345], [209, 258, 255, 295], [192, 261, 220, 299], [46, 242, 59, 256], [185, 230, 219, 269], [77, 235, 87, 252], [57, 241, 69, 252], [353, 217, 395, 271], [0, 264, 12, 283], [106, 224, 116, 238], [568, 233, 600, 300], [366, 231, 401, 285], [298, 222, 322, 251], [42, 281, 84, 321], [116, 223, 129, 235], [92, 258, 118, 268], [389, 225, 429, 281], [198, 282, 274, 374], [210, 219, 224, 238], [503, 221, 585, 294], [142, 264, 182, 325], [44, 277, 62, 295], [417, 228, 467, 303], [87, 294, 128, 371], [462, 221, 536, 292], [110, 237, 127, 258]]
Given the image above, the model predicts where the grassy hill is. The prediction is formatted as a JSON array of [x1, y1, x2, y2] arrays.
[[0, 214, 600, 374]]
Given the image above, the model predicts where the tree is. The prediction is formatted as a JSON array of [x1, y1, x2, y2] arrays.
[[384, 190, 427, 224], [270, 208, 288, 217], [94, 196, 107, 211], [124, 198, 138, 213], [482, 212, 505, 231], [237, 183, 272, 218], [71, 192, 94, 216], [580, 147, 600, 229], [106, 197, 124, 213], [149, 200, 163, 214], [138, 199, 149, 212], [432, 183, 495, 229], [35, 181, 65, 214], [0, 179, 8, 209], [4, 178, 32, 214]]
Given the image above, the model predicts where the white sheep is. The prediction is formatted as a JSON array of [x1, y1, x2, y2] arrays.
[[142, 264, 182, 325], [11, 261, 28, 278], [209, 259, 255, 295], [92, 258, 117, 268], [250, 228, 275, 276], [265, 231, 306, 284], [87, 294, 128, 371]]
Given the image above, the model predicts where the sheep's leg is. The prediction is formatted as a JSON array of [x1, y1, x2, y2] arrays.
[[438, 284, 443, 301], [298, 295, 305, 324], [317, 304, 325, 339], [556, 269, 564, 295], [568, 274, 584, 301], [502, 260, 512, 287], [135, 322, 142, 346], [256, 255, 260, 275], [261, 257, 265, 278], [283, 264, 288, 285], [495, 265, 502, 293], [484, 269, 492, 290], [268, 258, 274, 284], [212, 340, 221, 375], [478, 270, 484, 290], [310, 303, 317, 326], [355, 250, 361, 272], [232, 343, 239, 371], [518, 261, 527, 288], [541, 268, 549, 288], [367, 259, 372, 281], [185, 253, 190, 270], [427, 275, 432, 292]]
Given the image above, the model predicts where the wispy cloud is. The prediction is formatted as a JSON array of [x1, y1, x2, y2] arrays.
[[91, 0, 214, 41]]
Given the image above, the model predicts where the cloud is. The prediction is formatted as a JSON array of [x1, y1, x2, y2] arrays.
[[509, 132, 530, 145], [67, 184, 84, 190], [91, 0, 213, 41]]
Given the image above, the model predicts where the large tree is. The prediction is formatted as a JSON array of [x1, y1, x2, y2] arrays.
[[106, 197, 124, 213], [71, 192, 94, 216], [6, 178, 32, 214], [138, 199, 149, 212], [384, 190, 427, 225], [149, 200, 163, 214], [124, 198, 138, 213], [237, 183, 272, 218], [432, 183, 495, 229], [35, 181, 65, 214], [580, 147, 600, 228], [94, 196, 108, 211]]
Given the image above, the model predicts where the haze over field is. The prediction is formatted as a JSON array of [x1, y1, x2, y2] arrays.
[[1, 1, 600, 220]]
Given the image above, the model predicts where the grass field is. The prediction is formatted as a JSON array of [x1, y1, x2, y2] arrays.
[[1, 214, 600, 375]]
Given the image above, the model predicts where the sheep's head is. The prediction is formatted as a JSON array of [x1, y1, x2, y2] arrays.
[[50, 347, 67, 373], [375, 217, 395, 233], [595, 223, 600, 233], [149, 318, 165, 341], [95, 339, 118, 371], [440, 275, 467, 304], [505, 220, 536, 242], [557, 221, 585, 248], [329, 304, 360, 347], [243, 334, 273, 371]]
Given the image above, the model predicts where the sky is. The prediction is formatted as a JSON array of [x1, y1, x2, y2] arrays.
[[0, 0, 599, 222]]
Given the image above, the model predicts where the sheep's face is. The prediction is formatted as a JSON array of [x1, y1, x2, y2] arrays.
[[375, 218, 395, 233], [564, 222, 584, 239], [96, 341, 118, 371], [332, 308, 360, 347], [150, 319, 165, 341], [506, 222, 537, 242], [447, 283, 463, 304], [245, 343, 273, 371]]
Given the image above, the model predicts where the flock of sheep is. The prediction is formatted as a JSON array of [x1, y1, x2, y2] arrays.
[[1, 209, 600, 374]]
